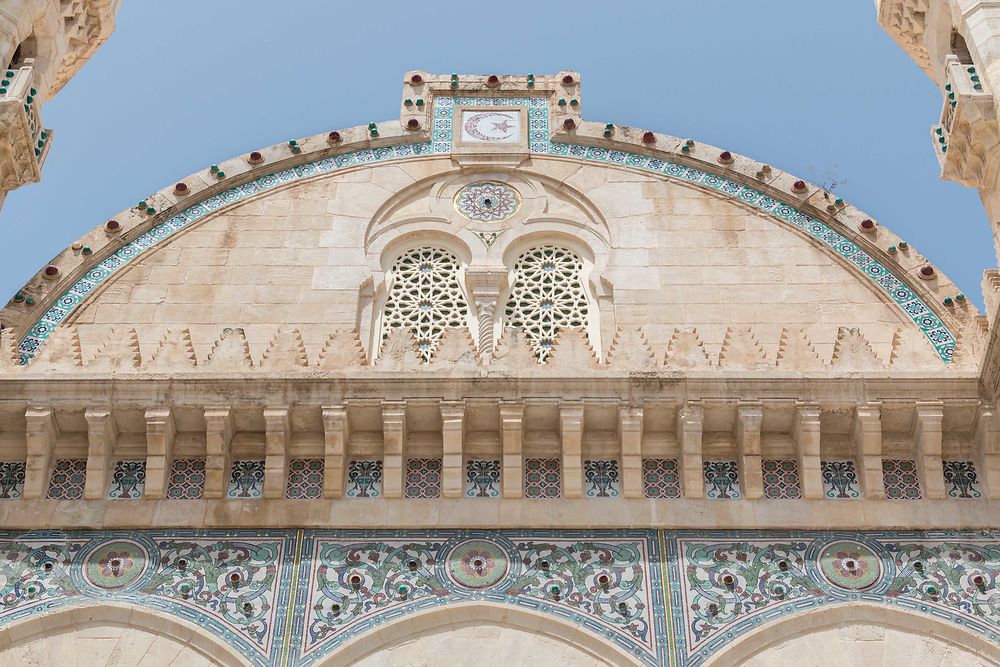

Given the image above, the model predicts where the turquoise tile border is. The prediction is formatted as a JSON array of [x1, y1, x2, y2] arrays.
[[17, 95, 955, 364]]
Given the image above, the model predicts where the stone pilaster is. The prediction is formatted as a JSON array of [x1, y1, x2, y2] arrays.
[[736, 403, 763, 499], [852, 403, 884, 499], [793, 403, 823, 499], [677, 403, 704, 498], [263, 408, 290, 500], [382, 401, 407, 499], [321, 406, 349, 499], [441, 401, 465, 498], [464, 268, 507, 359], [914, 402, 946, 499], [83, 409, 116, 500], [500, 402, 524, 498], [974, 404, 1000, 500], [143, 408, 175, 499], [204, 407, 235, 499], [618, 407, 643, 499], [22, 407, 56, 500], [560, 403, 584, 498]]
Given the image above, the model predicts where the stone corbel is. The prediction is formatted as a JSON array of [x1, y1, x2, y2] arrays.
[[500, 401, 524, 498], [736, 403, 764, 499], [22, 407, 57, 500], [83, 409, 116, 500], [792, 403, 823, 499], [913, 402, 946, 499], [441, 401, 465, 498], [143, 408, 175, 499], [852, 403, 884, 499], [677, 403, 705, 498], [560, 403, 585, 498], [381, 401, 407, 498], [263, 407, 290, 499], [618, 407, 643, 499], [321, 405, 349, 499], [204, 407, 235, 499], [974, 404, 1000, 500], [464, 268, 507, 359]]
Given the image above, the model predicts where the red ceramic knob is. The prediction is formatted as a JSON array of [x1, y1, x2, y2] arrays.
[[43, 265, 58, 277], [248, 151, 263, 164], [410, 74, 423, 83], [920, 265, 935, 277], [487, 74, 500, 86], [328, 131, 341, 143], [562, 75, 575, 85], [173, 182, 188, 194], [563, 118, 576, 130], [106, 220, 121, 232], [642, 131, 655, 144], [792, 180, 807, 193], [719, 151, 733, 163], [860, 219, 875, 229], [406, 118, 420, 129]]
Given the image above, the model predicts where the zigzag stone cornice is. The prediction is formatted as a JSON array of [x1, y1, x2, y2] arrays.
[[2, 87, 969, 365]]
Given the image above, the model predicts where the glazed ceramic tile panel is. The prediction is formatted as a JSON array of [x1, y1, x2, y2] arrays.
[[0, 530, 996, 666], [17, 95, 955, 363]]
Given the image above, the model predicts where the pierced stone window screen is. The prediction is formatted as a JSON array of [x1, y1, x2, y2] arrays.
[[381, 246, 470, 362], [504, 245, 590, 359]]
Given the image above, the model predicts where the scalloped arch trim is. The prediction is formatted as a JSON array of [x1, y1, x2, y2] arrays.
[[16, 96, 956, 363]]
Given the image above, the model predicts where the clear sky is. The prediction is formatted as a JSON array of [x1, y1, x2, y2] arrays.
[[0, 1, 992, 308]]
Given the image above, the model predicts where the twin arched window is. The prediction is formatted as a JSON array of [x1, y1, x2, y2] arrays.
[[381, 244, 590, 361]]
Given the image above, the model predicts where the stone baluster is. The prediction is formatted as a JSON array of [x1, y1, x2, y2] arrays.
[[560, 403, 584, 498], [83, 409, 116, 500], [143, 408, 175, 499], [793, 403, 823, 499], [852, 403, 884, 499], [914, 402, 945, 499], [974, 404, 1000, 500], [618, 407, 643, 499], [382, 401, 407, 498], [22, 407, 57, 500], [500, 402, 524, 498], [441, 401, 465, 498], [263, 408, 290, 499], [737, 403, 764, 499], [204, 407, 234, 499], [322, 405, 349, 499], [677, 403, 704, 498]]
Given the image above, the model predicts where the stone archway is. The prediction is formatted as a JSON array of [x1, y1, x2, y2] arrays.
[[318, 601, 642, 667], [0, 602, 249, 666], [704, 603, 1000, 666]]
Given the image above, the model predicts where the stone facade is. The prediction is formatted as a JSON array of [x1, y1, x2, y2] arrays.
[[0, 67, 998, 663], [0, 0, 119, 211]]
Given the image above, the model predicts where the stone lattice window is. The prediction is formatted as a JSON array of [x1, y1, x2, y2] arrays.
[[382, 247, 469, 362], [504, 246, 589, 359]]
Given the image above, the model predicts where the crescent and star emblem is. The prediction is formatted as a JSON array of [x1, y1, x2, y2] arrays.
[[462, 111, 519, 142]]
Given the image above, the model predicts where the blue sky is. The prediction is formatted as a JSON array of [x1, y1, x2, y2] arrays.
[[0, 1, 991, 308]]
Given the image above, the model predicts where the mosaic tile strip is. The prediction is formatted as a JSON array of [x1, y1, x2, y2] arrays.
[[762, 459, 801, 499], [524, 457, 561, 499], [0, 461, 25, 499], [107, 460, 146, 499], [346, 460, 382, 498], [299, 530, 661, 665], [166, 458, 206, 500], [944, 460, 982, 498], [465, 458, 501, 497], [882, 459, 922, 500], [286, 458, 324, 500], [17, 95, 954, 364], [46, 458, 87, 500], [703, 460, 741, 499], [227, 459, 265, 499], [671, 531, 1000, 665], [404, 458, 442, 499], [821, 459, 860, 499], [0, 530, 996, 666], [584, 459, 621, 497], [643, 458, 681, 499]]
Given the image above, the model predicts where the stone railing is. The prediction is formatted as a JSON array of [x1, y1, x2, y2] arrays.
[[933, 55, 999, 189], [0, 64, 51, 192]]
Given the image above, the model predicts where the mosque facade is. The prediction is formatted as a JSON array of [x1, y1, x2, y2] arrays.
[[0, 4, 998, 665]]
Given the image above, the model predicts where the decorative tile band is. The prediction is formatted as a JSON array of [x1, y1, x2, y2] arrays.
[[16, 95, 954, 363], [0, 530, 996, 665]]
